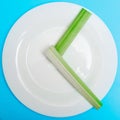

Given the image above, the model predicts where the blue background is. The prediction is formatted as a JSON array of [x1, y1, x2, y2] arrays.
[[0, 0, 120, 120]]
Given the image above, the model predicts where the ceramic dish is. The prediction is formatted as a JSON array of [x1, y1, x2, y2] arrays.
[[2, 2, 117, 117]]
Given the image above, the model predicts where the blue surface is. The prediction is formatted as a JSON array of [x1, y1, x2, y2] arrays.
[[0, 0, 120, 120]]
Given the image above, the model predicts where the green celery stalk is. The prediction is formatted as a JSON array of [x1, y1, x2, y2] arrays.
[[46, 8, 102, 109], [55, 8, 91, 55], [46, 46, 102, 109]]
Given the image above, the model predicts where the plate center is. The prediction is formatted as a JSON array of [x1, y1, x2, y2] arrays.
[[25, 26, 93, 92], [19, 27, 78, 93]]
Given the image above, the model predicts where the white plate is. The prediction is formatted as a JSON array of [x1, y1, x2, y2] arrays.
[[2, 2, 117, 117]]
